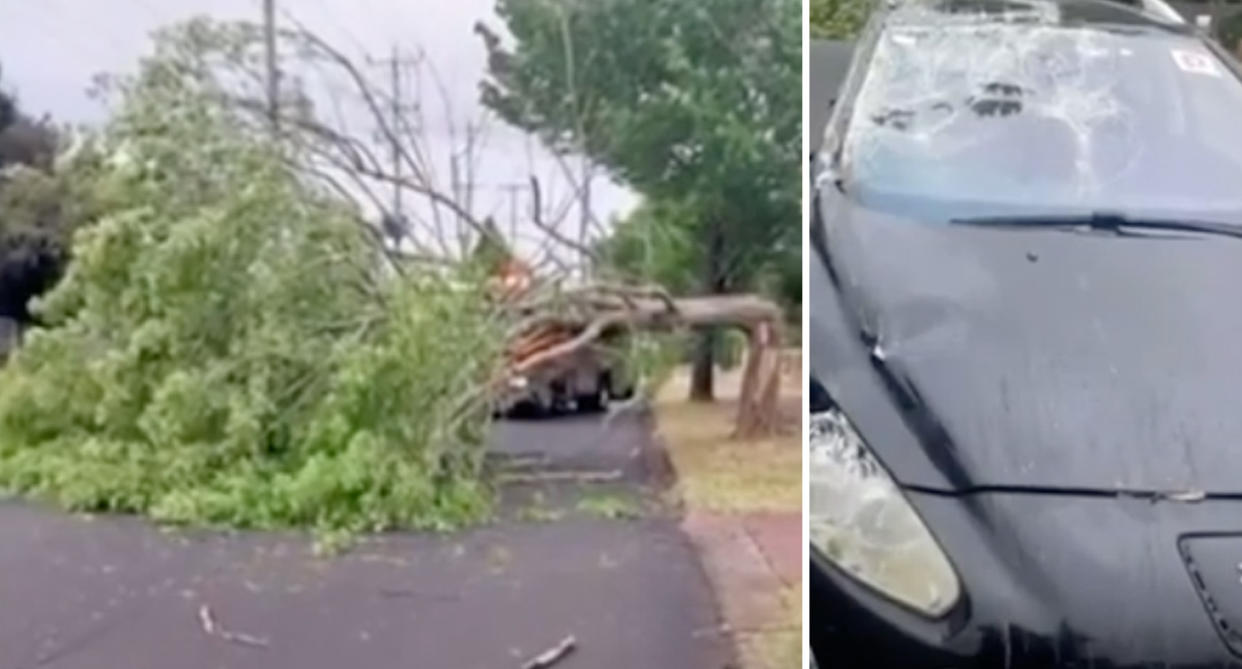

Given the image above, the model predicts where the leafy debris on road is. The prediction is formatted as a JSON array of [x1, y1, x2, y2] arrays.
[[577, 494, 641, 520]]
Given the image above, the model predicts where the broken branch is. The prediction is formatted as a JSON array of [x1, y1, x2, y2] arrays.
[[521, 635, 577, 669]]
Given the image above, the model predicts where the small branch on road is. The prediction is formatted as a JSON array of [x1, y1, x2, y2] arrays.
[[521, 635, 577, 669], [602, 393, 649, 430], [690, 622, 733, 638], [497, 469, 623, 485], [377, 588, 461, 601], [197, 604, 270, 649]]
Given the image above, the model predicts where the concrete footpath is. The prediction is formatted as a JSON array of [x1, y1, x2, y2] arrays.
[[656, 358, 804, 669], [684, 509, 801, 669], [0, 412, 734, 669]]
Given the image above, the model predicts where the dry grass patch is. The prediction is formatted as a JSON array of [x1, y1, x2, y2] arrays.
[[654, 358, 801, 514]]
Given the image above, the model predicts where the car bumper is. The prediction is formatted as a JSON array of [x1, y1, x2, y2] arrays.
[[811, 492, 1242, 668]]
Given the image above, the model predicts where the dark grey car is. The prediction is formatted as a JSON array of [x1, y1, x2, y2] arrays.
[[809, 1, 1242, 666]]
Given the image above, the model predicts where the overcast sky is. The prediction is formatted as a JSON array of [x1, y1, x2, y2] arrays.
[[0, 0, 635, 260]]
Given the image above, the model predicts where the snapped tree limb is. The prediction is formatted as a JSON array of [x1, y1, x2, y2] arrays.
[[499, 284, 785, 437]]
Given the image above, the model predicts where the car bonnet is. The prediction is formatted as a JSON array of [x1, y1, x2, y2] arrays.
[[820, 203, 1242, 495]]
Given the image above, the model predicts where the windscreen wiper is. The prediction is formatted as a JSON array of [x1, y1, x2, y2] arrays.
[[951, 211, 1242, 240]]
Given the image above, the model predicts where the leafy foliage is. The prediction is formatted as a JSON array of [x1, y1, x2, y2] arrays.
[[470, 217, 514, 275], [596, 201, 752, 370], [595, 197, 700, 293], [0, 26, 502, 540], [0, 86, 13, 130], [1221, 10, 1242, 54], [809, 0, 871, 39]]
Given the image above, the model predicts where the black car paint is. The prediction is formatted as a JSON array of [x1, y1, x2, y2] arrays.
[[808, 11, 1242, 668], [818, 200, 1242, 494], [809, 217, 1242, 666]]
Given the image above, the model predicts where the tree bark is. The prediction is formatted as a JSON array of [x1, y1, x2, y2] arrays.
[[734, 320, 784, 438], [689, 326, 716, 402]]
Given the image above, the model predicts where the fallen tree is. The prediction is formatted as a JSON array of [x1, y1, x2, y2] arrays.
[[188, 18, 794, 438], [0, 32, 501, 541], [500, 287, 787, 437]]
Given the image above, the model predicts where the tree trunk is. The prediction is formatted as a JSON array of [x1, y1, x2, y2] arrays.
[[689, 326, 716, 402], [689, 219, 727, 402], [734, 320, 784, 438]]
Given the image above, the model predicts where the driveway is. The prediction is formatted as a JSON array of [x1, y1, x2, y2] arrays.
[[0, 412, 732, 669]]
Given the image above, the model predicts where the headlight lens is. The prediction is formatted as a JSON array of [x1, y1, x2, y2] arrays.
[[809, 408, 960, 617]]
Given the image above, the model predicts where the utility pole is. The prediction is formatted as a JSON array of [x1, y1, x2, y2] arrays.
[[369, 46, 420, 218], [498, 182, 527, 241], [449, 159, 482, 237], [449, 154, 459, 221], [263, 0, 279, 130], [579, 159, 592, 275], [387, 45, 403, 216]]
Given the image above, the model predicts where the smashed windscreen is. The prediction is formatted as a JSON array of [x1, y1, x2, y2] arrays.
[[841, 6, 1242, 221]]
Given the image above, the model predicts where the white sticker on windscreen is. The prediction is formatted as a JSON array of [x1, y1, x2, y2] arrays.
[[1171, 49, 1222, 77]]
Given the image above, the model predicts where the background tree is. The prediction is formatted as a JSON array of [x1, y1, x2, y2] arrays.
[[477, 0, 800, 401], [1220, 8, 1242, 53], [0, 69, 72, 326], [809, 0, 871, 38], [594, 197, 699, 294]]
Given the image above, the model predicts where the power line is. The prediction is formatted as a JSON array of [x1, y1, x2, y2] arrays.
[[129, 0, 171, 27], [301, 0, 370, 60]]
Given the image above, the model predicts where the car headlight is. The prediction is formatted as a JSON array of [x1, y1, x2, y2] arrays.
[[809, 407, 960, 617], [508, 375, 529, 389]]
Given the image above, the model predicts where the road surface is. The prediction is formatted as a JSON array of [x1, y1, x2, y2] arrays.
[[0, 412, 732, 669]]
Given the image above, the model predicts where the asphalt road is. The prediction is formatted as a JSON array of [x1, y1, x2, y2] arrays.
[[0, 412, 732, 669]]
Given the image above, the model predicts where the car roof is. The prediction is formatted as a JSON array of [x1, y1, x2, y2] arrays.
[[884, 0, 1191, 29], [1106, 0, 1186, 22]]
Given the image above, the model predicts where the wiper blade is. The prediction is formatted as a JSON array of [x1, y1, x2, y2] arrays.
[[951, 211, 1242, 240]]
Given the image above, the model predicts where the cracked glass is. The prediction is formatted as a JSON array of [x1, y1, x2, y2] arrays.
[[841, 3, 1242, 222]]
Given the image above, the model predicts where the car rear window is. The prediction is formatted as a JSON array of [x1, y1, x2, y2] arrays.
[[842, 16, 1242, 221]]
